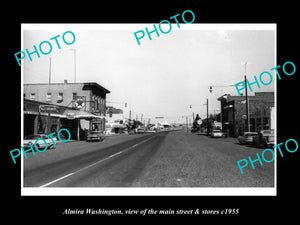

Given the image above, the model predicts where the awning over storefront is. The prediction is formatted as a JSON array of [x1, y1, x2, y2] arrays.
[[24, 109, 105, 120], [61, 109, 106, 120]]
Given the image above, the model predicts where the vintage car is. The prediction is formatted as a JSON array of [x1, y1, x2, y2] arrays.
[[23, 134, 56, 150], [253, 129, 275, 147], [86, 130, 104, 142], [237, 132, 258, 145], [210, 129, 223, 138], [137, 127, 146, 134]]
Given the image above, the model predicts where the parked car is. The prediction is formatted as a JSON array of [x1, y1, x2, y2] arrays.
[[210, 129, 223, 138], [237, 132, 258, 145], [253, 129, 275, 147], [145, 129, 156, 133], [137, 127, 146, 134], [86, 130, 104, 142], [23, 134, 56, 150]]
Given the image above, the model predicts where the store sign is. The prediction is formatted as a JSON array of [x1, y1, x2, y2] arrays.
[[39, 105, 59, 113], [66, 112, 76, 120], [74, 97, 85, 109]]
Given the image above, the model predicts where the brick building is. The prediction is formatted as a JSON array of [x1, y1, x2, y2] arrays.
[[23, 81, 110, 140], [217, 92, 274, 137]]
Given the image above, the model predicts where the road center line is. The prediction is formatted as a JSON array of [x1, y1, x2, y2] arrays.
[[108, 151, 123, 158], [39, 172, 74, 188], [39, 134, 157, 188]]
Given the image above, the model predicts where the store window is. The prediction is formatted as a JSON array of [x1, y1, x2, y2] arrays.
[[30, 93, 36, 101], [46, 93, 52, 102], [57, 92, 63, 103]]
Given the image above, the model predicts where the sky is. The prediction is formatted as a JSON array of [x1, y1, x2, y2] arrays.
[[22, 24, 275, 124]]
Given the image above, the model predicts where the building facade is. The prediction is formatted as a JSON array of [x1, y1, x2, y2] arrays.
[[217, 92, 274, 137], [24, 81, 109, 115], [23, 81, 110, 140]]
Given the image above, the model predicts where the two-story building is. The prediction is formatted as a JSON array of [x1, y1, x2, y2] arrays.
[[23, 80, 110, 140]]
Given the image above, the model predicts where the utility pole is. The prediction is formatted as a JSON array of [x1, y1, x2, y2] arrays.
[[73, 49, 76, 83], [48, 57, 51, 85], [186, 116, 188, 132], [69, 49, 77, 83], [244, 61, 250, 133], [245, 75, 250, 132], [206, 98, 209, 135], [47, 57, 52, 134]]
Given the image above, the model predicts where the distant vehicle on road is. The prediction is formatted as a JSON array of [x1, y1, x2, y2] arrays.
[[23, 134, 56, 150], [86, 131, 104, 142], [237, 132, 258, 145], [145, 129, 156, 133], [253, 129, 274, 147], [137, 127, 146, 134], [210, 129, 223, 138]]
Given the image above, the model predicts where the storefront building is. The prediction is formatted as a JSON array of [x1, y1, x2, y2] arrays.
[[23, 81, 110, 139], [24, 99, 106, 140], [217, 92, 274, 137]]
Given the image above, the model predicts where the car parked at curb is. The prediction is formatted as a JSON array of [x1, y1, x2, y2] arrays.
[[253, 129, 275, 147], [237, 132, 258, 145], [210, 129, 223, 138], [23, 134, 56, 150], [86, 130, 104, 142]]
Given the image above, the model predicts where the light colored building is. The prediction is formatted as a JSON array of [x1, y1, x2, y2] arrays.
[[23, 81, 110, 140], [24, 80, 109, 116], [105, 106, 126, 134]]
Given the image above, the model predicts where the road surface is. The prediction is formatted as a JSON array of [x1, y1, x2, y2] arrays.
[[23, 130, 274, 187]]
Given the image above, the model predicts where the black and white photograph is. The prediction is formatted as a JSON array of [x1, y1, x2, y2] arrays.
[[20, 24, 276, 195], [4, 3, 300, 221]]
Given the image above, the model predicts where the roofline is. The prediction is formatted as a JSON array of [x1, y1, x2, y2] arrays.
[[83, 82, 110, 94], [24, 82, 110, 94], [217, 91, 274, 101]]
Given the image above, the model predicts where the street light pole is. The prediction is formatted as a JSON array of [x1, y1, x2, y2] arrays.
[[206, 98, 209, 135], [245, 75, 250, 132], [69, 49, 76, 83], [48, 57, 51, 85], [244, 61, 250, 133], [186, 116, 188, 132]]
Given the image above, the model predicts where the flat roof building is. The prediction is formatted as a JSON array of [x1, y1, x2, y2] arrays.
[[217, 92, 274, 137], [24, 81, 110, 116], [23, 81, 110, 140]]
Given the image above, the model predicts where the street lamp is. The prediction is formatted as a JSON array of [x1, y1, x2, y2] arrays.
[[69, 49, 76, 83], [244, 61, 250, 133]]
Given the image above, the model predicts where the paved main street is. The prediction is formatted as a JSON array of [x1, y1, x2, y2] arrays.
[[23, 129, 274, 187]]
